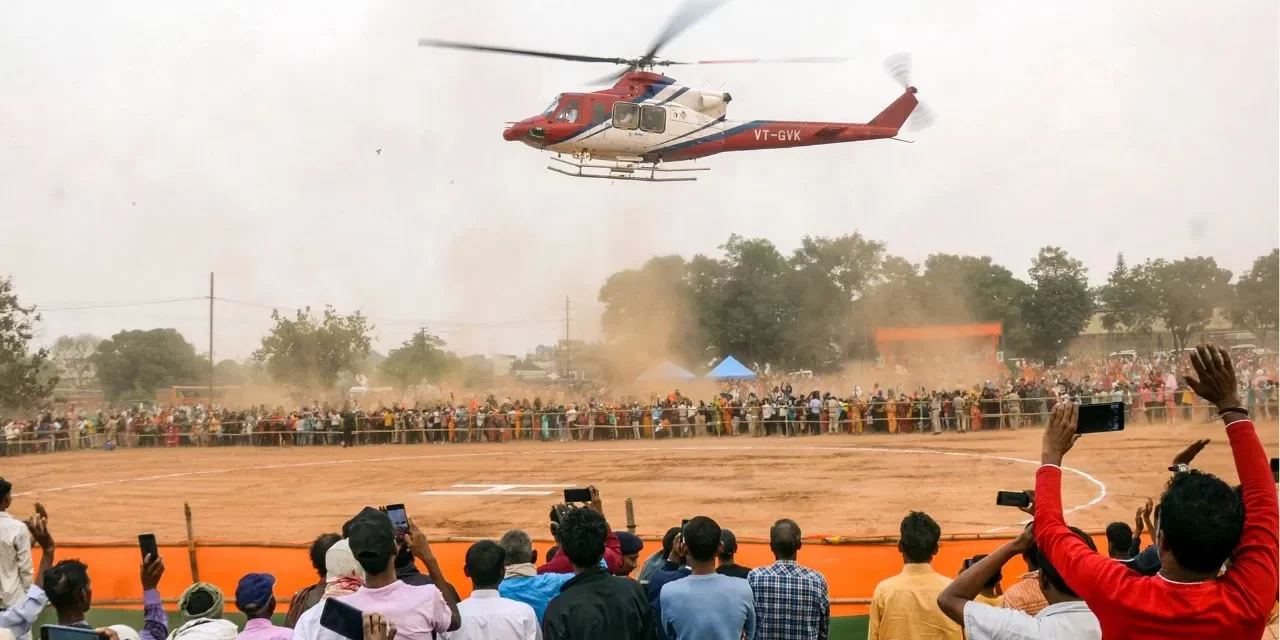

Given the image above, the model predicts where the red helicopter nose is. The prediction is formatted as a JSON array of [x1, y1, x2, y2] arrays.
[[503, 124, 524, 141]]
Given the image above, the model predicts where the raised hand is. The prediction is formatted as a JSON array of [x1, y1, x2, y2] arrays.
[[1041, 400, 1080, 467], [1172, 439, 1211, 467], [1183, 344, 1242, 410], [141, 554, 165, 591]]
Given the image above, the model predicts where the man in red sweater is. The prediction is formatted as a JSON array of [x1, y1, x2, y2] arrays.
[[1035, 343, 1278, 639], [538, 487, 625, 575]]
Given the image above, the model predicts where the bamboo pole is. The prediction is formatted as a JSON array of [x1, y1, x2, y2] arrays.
[[625, 498, 637, 534], [184, 502, 200, 582]]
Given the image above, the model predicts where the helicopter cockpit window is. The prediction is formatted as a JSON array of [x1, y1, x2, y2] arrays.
[[555, 100, 580, 123], [639, 105, 666, 133], [613, 102, 640, 130], [541, 96, 561, 117]]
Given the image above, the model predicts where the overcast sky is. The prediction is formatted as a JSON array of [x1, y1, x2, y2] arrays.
[[2, 0, 1276, 361]]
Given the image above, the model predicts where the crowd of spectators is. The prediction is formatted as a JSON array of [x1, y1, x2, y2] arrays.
[[0, 344, 1275, 640]]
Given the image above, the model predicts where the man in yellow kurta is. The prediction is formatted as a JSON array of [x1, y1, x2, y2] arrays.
[[868, 511, 962, 640]]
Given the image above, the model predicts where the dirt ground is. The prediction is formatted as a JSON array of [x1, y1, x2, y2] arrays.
[[4, 418, 1276, 542]]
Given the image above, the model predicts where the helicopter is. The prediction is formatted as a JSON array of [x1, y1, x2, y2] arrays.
[[419, 0, 933, 182]]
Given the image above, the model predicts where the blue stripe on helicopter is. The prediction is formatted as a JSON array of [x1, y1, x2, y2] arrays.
[[653, 119, 773, 156], [655, 86, 689, 106]]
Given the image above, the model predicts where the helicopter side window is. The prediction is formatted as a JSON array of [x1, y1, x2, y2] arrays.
[[639, 105, 666, 133], [555, 100, 580, 123], [613, 102, 640, 130]]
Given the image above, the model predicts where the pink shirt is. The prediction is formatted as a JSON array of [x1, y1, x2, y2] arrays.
[[338, 581, 451, 640], [238, 618, 294, 640]]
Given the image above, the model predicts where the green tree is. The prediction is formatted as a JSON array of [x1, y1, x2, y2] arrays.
[[212, 359, 249, 385], [253, 306, 373, 392], [917, 254, 1034, 356], [379, 329, 458, 389], [92, 328, 203, 401], [49, 333, 102, 389], [598, 255, 703, 363], [0, 277, 57, 410], [1143, 257, 1233, 353], [715, 235, 791, 364], [1098, 252, 1159, 336], [1229, 249, 1279, 339], [1024, 246, 1094, 363]]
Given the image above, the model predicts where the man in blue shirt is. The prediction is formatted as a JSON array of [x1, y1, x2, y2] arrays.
[[659, 516, 756, 640], [496, 529, 570, 626]]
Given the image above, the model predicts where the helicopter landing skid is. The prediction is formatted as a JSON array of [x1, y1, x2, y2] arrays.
[[547, 156, 709, 183]]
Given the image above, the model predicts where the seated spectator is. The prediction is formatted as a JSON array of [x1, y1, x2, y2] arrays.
[[541, 507, 652, 639], [0, 516, 54, 640], [234, 573, 292, 640], [1035, 345, 1279, 639], [615, 532, 644, 578], [748, 518, 829, 640], [963, 555, 1003, 607], [442, 540, 538, 640], [1104, 522, 1133, 562], [496, 529, 571, 626], [286, 533, 340, 628], [638, 527, 682, 586], [658, 516, 755, 640], [172, 582, 238, 640], [713, 529, 750, 579], [868, 511, 961, 640], [937, 524, 1101, 639], [44, 559, 93, 628]]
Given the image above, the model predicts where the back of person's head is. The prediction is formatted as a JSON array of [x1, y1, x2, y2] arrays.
[[661, 526, 682, 558], [324, 539, 365, 581], [682, 516, 722, 563], [899, 511, 941, 563], [1105, 522, 1133, 558], [309, 533, 342, 581], [464, 540, 506, 587], [178, 582, 225, 620], [1036, 526, 1098, 598], [769, 519, 802, 559], [0, 477, 11, 508], [1158, 470, 1244, 573], [558, 507, 609, 569], [346, 511, 397, 576], [499, 529, 535, 565], [44, 559, 91, 611]]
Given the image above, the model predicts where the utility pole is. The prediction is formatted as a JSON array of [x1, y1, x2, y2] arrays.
[[418, 326, 427, 385], [208, 272, 215, 407], [563, 296, 571, 379]]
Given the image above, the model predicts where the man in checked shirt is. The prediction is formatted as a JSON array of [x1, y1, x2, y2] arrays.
[[747, 519, 830, 640]]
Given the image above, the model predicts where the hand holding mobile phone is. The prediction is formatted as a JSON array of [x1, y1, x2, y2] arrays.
[[1076, 402, 1125, 434], [320, 596, 366, 640], [563, 488, 593, 504], [138, 533, 159, 561], [384, 504, 409, 540], [995, 491, 1032, 508]]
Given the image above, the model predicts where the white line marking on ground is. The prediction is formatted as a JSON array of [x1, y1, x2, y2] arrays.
[[11, 443, 1107, 531]]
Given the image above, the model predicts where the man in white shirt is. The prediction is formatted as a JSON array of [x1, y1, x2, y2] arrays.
[[444, 541, 539, 640], [0, 479, 33, 621], [937, 523, 1100, 639]]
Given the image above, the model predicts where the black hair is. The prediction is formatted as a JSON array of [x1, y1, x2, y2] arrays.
[[1159, 470, 1244, 573], [1105, 522, 1133, 558], [44, 559, 90, 611], [769, 519, 802, 559], [464, 540, 506, 587], [0, 477, 11, 503], [557, 507, 609, 569], [682, 516, 722, 563], [1036, 526, 1097, 597], [661, 526, 682, 558], [185, 590, 215, 616], [309, 533, 342, 580], [899, 511, 941, 563], [968, 554, 1003, 590]]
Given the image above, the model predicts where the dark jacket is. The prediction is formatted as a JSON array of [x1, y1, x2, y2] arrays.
[[542, 566, 655, 640]]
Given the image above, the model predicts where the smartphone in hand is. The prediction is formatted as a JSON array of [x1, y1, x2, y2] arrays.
[[1076, 402, 1125, 434], [563, 488, 593, 503], [995, 491, 1031, 508], [138, 533, 159, 561], [41, 626, 103, 640], [319, 595, 365, 640], [384, 504, 409, 540]]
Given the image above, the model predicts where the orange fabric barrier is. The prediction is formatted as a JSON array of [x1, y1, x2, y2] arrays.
[[39, 533, 1116, 618]]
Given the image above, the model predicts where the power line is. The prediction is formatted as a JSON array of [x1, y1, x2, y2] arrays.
[[213, 296, 561, 329], [36, 297, 205, 312]]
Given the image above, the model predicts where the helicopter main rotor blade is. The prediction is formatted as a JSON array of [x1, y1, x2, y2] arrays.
[[417, 38, 629, 65], [640, 0, 730, 66], [665, 56, 848, 66]]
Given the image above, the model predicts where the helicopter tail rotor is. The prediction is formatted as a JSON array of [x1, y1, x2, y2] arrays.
[[883, 53, 935, 132]]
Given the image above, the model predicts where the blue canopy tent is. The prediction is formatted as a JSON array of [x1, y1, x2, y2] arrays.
[[706, 356, 756, 381], [635, 361, 698, 383]]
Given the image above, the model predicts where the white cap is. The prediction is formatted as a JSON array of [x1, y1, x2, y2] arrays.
[[110, 626, 141, 640]]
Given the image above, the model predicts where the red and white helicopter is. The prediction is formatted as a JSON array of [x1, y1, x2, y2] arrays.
[[420, 0, 933, 182]]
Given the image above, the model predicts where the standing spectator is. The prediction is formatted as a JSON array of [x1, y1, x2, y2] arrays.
[[0, 516, 55, 640], [44, 559, 95, 628], [0, 480, 32, 624], [936, 524, 1101, 639], [285, 534, 341, 628], [615, 532, 644, 578], [541, 508, 653, 640], [538, 489, 623, 576], [443, 541, 539, 640], [868, 511, 961, 640], [235, 574, 292, 640], [999, 540, 1048, 616], [747, 519, 829, 640], [658, 516, 755, 640], [497, 530, 572, 627], [1104, 522, 1134, 562], [291, 540, 367, 640], [1035, 345, 1279, 639], [714, 529, 750, 579], [638, 528, 682, 586]]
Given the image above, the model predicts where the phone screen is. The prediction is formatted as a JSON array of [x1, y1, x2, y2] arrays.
[[563, 488, 593, 503], [1076, 402, 1125, 434], [384, 504, 409, 538], [41, 626, 103, 640], [962, 557, 976, 571], [138, 533, 159, 561], [995, 491, 1031, 508], [319, 597, 365, 640], [1271, 458, 1278, 483]]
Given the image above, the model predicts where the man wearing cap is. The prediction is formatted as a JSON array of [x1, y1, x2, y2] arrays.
[[235, 573, 292, 640], [615, 532, 644, 579], [341, 508, 461, 638], [170, 582, 238, 640], [714, 529, 750, 579]]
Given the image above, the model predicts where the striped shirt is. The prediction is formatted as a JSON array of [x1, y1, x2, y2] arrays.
[[1000, 572, 1048, 616], [747, 560, 829, 640]]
